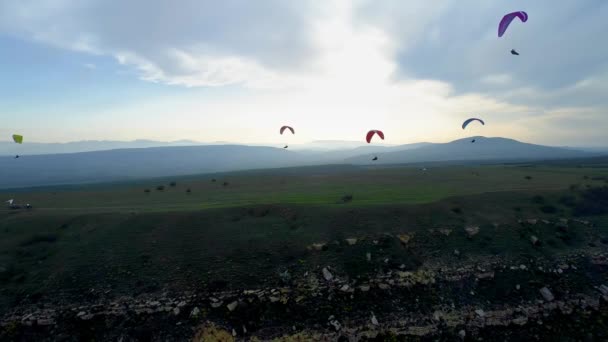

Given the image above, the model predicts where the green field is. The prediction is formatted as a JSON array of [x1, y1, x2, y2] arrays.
[[2, 162, 608, 309], [3, 164, 608, 212]]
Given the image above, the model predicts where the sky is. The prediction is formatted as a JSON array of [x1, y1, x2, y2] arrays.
[[1, 0, 607, 146]]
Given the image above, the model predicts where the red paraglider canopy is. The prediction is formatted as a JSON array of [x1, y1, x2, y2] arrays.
[[280, 126, 295, 135], [366, 130, 384, 143]]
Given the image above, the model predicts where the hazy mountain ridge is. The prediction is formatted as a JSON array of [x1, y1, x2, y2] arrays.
[[0, 137, 602, 189]]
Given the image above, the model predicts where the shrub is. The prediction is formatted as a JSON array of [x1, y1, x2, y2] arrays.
[[539, 205, 557, 214], [531, 195, 545, 204], [144, 189, 151, 193], [341, 194, 353, 203], [169, 181, 177, 187], [451, 207, 462, 214], [156, 185, 165, 191], [525, 176, 532, 180], [20, 233, 58, 246], [573, 186, 608, 216], [558, 195, 576, 207], [186, 188, 192, 193]]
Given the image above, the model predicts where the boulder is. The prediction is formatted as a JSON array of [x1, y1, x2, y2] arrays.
[[540, 287, 555, 302]]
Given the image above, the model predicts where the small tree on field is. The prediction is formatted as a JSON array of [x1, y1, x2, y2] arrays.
[[170, 181, 177, 187]]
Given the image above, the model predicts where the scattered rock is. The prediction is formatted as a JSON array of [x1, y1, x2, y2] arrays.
[[328, 317, 342, 331], [598, 284, 608, 296], [516, 284, 521, 290], [172, 307, 180, 316], [227, 301, 238, 312], [439, 229, 452, 236], [465, 226, 480, 237], [475, 309, 485, 318], [232, 328, 237, 337], [530, 235, 540, 246], [366, 252, 371, 262], [322, 267, 333, 282], [520, 264, 527, 270], [371, 312, 379, 326], [345, 238, 358, 245], [177, 300, 186, 308], [540, 287, 555, 302], [397, 234, 412, 245], [309, 243, 326, 251], [527, 219, 538, 225], [512, 316, 528, 325], [458, 329, 466, 339], [190, 307, 200, 317], [340, 285, 350, 292], [37, 318, 55, 326], [384, 258, 389, 264], [359, 284, 371, 292], [476, 271, 495, 280], [378, 283, 390, 290], [453, 249, 460, 256], [269, 296, 280, 303]]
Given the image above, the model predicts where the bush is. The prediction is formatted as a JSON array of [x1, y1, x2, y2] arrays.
[[222, 182, 229, 187], [525, 176, 533, 180], [144, 189, 151, 193], [451, 207, 462, 214], [573, 186, 608, 216], [186, 188, 192, 193], [539, 205, 557, 214], [531, 195, 545, 204], [156, 185, 165, 191], [341, 194, 353, 203], [20, 233, 58, 246], [559, 195, 576, 207], [169, 181, 177, 187]]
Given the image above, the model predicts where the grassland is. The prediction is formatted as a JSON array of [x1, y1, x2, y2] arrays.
[[1, 162, 608, 340]]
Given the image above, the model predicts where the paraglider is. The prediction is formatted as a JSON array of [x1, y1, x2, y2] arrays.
[[462, 118, 485, 130], [12, 134, 23, 159], [471, 139, 476, 143], [280, 126, 294, 135], [12, 134, 23, 144], [366, 130, 384, 161], [511, 49, 520, 56], [365, 130, 384, 144], [280, 126, 294, 149], [498, 11, 528, 37]]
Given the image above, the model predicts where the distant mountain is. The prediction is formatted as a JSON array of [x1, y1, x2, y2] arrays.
[[0, 139, 202, 156], [345, 137, 594, 164], [0, 137, 602, 189], [0, 145, 314, 189]]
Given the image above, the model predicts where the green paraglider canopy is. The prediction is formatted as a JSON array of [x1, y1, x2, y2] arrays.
[[12, 134, 23, 144]]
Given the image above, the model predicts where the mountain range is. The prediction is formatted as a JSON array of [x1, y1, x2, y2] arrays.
[[0, 137, 603, 189]]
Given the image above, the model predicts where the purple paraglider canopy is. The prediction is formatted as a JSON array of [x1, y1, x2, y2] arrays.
[[498, 11, 528, 37]]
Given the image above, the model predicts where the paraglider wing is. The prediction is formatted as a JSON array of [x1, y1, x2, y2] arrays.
[[12, 134, 23, 144], [498, 11, 528, 37], [462, 118, 485, 130], [511, 49, 520, 55], [366, 130, 384, 144], [280, 126, 295, 135]]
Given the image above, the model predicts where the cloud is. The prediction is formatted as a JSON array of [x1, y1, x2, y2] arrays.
[[0, 0, 322, 87], [2, 0, 607, 146], [353, 0, 608, 108]]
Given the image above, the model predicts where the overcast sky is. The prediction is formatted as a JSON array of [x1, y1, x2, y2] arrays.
[[1, 0, 607, 146]]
